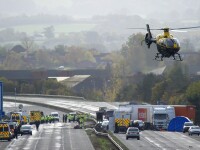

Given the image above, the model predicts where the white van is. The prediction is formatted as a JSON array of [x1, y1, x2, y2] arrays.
[[51, 112, 59, 122]]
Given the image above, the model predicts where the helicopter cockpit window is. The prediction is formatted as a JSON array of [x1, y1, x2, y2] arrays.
[[173, 38, 180, 47], [164, 38, 180, 48]]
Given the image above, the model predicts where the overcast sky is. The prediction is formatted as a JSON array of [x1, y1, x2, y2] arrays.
[[0, 0, 200, 19]]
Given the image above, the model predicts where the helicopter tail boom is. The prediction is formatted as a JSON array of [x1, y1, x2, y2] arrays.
[[145, 24, 156, 48]]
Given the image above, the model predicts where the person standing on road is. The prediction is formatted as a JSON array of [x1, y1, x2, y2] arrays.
[[36, 121, 40, 131], [14, 126, 18, 139], [65, 114, 68, 123], [63, 114, 65, 122]]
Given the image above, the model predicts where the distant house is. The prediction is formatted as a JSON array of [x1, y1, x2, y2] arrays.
[[11, 45, 26, 53]]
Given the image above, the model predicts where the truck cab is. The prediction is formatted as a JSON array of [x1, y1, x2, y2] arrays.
[[153, 107, 168, 130]]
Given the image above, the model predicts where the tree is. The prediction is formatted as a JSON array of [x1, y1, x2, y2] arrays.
[[185, 81, 200, 107], [120, 33, 161, 74], [141, 74, 157, 102], [165, 62, 189, 91], [21, 36, 34, 51], [3, 52, 29, 69], [43, 26, 55, 39], [151, 81, 167, 104], [185, 81, 200, 123], [54, 45, 67, 55]]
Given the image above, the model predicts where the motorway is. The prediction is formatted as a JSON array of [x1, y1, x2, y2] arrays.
[[1, 102, 94, 150], [4, 96, 119, 116], [3, 97, 200, 150], [115, 131, 200, 150]]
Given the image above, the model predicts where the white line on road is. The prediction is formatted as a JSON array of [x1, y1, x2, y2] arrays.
[[144, 137, 164, 150]]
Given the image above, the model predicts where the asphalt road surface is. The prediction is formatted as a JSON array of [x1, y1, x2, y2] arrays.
[[1, 102, 94, 150], [4, 97, 200, 150], [114, 130, 200, 150]]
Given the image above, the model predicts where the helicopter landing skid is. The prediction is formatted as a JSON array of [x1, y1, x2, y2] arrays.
[[154, 53, 163, 61], [173, 53, 183, 61]]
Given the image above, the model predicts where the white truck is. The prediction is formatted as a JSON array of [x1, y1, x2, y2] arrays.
[[153, 107, 168, 130], [118, 104, 173, 130]]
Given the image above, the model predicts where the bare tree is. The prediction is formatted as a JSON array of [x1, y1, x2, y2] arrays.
[[21, 36, 34, 51]]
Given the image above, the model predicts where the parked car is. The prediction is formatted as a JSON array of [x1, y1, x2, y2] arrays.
[[183, 122, 194, 133], [20, 125, 32, 135], [134, 120, 145, 130], [126, 127, 140, 140], [188, 126, 200, 136]]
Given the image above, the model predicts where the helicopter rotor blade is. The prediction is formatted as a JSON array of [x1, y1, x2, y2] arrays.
[[171, 26, 200, 30], [128, 27, 163, 30], [171, 30, 188, 33], [128, 27, 147, 30], [129, 25, 200, 31]]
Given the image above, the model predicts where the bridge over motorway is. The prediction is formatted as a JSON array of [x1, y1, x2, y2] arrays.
[[0, 69, 111, 80]]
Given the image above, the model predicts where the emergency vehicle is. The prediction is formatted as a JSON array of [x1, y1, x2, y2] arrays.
[[11, 112, 22, 125], [17, 111, 28, 124], [29, 111, 43, 124], [0, 122, 12, 141]]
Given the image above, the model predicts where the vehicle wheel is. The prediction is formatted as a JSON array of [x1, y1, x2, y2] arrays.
[[126, 137, 128, 140], [198, 134, 200, 136], [183, 131, 185, 133], [137, 137, 140, 140], [30, 132, 32, 135], [8, 138, 11, 141], [21, 134, 23, 136]]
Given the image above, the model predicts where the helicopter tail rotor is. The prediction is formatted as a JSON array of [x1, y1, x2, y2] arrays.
[[145, 24, 155, 48]]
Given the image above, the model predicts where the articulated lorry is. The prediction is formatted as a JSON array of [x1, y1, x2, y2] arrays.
[[113, 104, 196, 131], [118, 104, 172, 130], [173, 105, 196, 121]]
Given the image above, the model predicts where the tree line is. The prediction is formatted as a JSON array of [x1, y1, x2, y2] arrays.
[[0, 77, 73, 96]]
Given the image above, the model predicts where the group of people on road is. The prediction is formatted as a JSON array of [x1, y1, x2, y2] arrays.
[[62, 113, 89, 129], [41, 115, 55, 124]]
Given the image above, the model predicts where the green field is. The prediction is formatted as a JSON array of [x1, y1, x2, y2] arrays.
[[0, 23, 96, 35]]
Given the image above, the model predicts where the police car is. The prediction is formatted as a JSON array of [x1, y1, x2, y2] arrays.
[[0, 122, 12, 141]]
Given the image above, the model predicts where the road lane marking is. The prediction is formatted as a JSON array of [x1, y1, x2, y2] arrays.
[[33, 126, 43, 150], [5, 138, 17, 150], [144, 137, 163, 150]]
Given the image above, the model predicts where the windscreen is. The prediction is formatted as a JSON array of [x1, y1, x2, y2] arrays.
[[0, 127, 9, 131], [129, 128, 138, 132], [21, 126, 31, 129], [51, 114, 58, 117], [193, 126, 200, 129], [185, 122, 193, 126], [164, 38, 180, 48], [154, 114, 167, 120]]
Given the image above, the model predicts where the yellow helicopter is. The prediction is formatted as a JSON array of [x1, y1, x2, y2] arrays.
[[129, 24, 200, 61]]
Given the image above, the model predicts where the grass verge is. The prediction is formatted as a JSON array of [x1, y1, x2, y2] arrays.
[[108, 131, 129, 150], [86, 129, 119, 150]]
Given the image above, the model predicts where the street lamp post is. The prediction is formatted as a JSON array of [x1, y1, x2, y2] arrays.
[[14, 88, 16, 111]]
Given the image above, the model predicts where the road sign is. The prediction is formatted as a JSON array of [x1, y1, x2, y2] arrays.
[[19, 104, 23, 109]]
